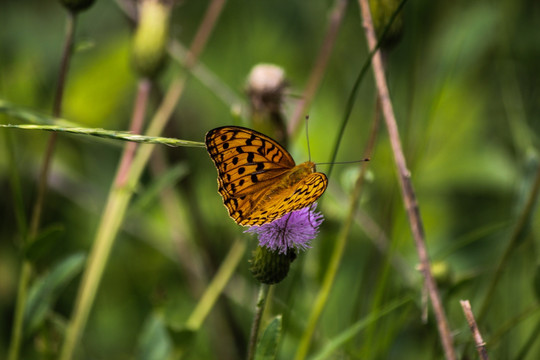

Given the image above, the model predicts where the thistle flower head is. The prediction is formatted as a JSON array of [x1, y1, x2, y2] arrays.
[[245, 204, 324, 254]]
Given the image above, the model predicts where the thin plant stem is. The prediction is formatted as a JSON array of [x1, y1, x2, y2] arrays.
[[460, 300, 489, 360], [288, 0, 349, 136], [2, 130, 28, 242], [247, 284, 271, 360], [357, 0, 456, 359], [294, 136, 372, 360], [7, 11, 76, 360], [515, 312, 540, 360], [477, 163, 540, 322], [59, 1, 225, 358], [487, 303, 540, 348], [59, 77, 152, 360], [149, 149, 206, 294], [460, 162, 540, 357], [326, 0, 406, 182], [294, 93, 378, 359], [115, 78, 152, 186], [184, 238, 247, 330]]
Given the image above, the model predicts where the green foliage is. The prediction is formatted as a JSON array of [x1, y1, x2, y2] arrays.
[[1, 0, 540, 359], [136, 313, 173, 360], [24, 253, 86, 336], [255, 315, 282, 360]]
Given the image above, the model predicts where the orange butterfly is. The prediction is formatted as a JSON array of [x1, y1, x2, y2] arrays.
[[205, 126, 328, 226]]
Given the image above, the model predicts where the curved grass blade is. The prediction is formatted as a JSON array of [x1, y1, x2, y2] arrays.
[[24, 253, 86, 337], [0, 124, 205, 148]]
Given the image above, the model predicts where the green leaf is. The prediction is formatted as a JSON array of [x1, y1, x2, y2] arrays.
[[136, 313, 173, 360], [24, 252, 86, 336], [255, 315, 282, 360], [24, 224, 65, 264]]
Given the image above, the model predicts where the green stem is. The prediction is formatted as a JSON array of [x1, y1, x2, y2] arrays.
[[59, 77, 152, 360], [478, 162, 540, 322], [59, 0, 224, 356], [288, 0, 348, 136], [293, 56, 382, 360], [7, 12, 76, 360], [294, 159, 367, 360], [185, 238, 247, 331], [247, 284, 271, 360]]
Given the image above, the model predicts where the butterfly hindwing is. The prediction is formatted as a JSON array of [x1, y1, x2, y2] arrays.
[[240, 172, 328, 225]]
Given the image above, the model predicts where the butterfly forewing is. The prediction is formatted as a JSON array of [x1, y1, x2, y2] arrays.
[[205, 126, 327, 226]]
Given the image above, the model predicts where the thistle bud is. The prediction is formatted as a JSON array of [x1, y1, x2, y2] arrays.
[[59, 0, 95, 13], [246, 64, 288, 146], [132, 0, 171, 77], [249, 246, 296, 285]]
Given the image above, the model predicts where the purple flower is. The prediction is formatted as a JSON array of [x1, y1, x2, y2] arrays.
[[245, 204, 324, 254]]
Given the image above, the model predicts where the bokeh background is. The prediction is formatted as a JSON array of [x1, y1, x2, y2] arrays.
[[1, 0, 539, 359]]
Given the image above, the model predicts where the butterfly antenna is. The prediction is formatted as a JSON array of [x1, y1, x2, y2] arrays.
[[305, 115, 312, 162], [315, 159, 370, 166]]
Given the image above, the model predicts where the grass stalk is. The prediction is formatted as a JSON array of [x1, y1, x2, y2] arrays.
[[288, 0, 348, 136], [59, 77, 152, 360], [294, 93, 378, 360], [294, 150, 371, 360], [247, 284, 271, 360], [477, 163, 540, 322], [59, 1, 225, 357], [460, 300, 490, 360], [184, 238, 247, 331], [357, 0, 456, 358], [7, 12, 76, 360]]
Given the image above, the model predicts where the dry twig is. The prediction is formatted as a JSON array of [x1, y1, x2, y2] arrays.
[[357, 0, 456, 358], [460, 300, 490, 360]]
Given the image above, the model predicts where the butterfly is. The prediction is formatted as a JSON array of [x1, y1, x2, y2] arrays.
[[205, 126, 328, 226]]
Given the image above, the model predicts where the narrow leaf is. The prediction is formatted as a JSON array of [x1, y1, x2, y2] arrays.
[[24, 252, 86, 336], [255, 315, 282, 360], [0, 124, 205, 148], [136, 313, 173, 360]]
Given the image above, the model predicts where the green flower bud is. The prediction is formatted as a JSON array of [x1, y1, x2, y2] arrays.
[[59, 0, 95, 13], [249, 246, 296, 285], [132, 0, 171, 77]]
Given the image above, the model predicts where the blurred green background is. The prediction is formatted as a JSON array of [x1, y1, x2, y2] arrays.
[[1, 0, 540, 359]]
